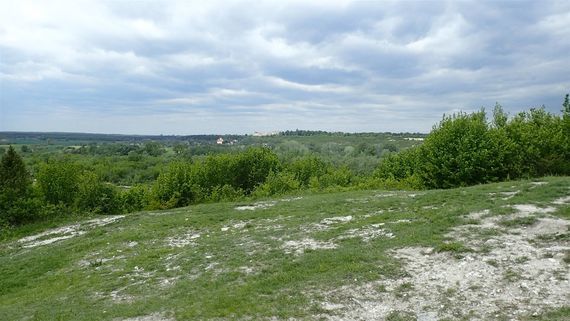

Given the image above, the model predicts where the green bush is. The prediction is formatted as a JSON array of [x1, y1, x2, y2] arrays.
[[208, 184, 244, 202], [232, 147, 281, 193], [152, 161, 202, 209], [253, 171, 301, 197], [36, 161, 80, 206], [311, 166, 353, 189], [419, 110, 497, 188], [373, 99, 569, 189], [0, 195, 46, 225], [75, 172, 121, 214], [120, 184, 151, 213], [504, 108, 567, 176], [374, 147, 422, 182], [287, 156, 329, 186]]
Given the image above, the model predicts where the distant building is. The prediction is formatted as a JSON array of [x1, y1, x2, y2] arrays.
[[216, 137, 224, 144], [253, 131, 279, 137]]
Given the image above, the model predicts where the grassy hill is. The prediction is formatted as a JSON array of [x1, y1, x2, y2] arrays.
[[1, 177, 569, 321]]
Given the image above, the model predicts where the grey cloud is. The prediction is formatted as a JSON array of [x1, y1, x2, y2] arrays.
[[1, 0, 569, 134]]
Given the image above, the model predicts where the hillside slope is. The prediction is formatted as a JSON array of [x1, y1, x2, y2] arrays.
[[1, 178, 569, 321]]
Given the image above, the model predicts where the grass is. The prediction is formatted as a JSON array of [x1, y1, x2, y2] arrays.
[[499, 216, 538, 227], [0, 177, 569, 320], [386, 310, 417, 321], [435, 241, 472, 254]]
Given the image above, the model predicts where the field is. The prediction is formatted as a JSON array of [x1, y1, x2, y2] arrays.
[[1, 177, 568, 321]]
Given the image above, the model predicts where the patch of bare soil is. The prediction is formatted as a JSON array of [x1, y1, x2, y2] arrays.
[[300, 216, 354, 233], [165, 231, 200, 248], [319, 203, 570, 320], [235, 201, 277, 211], [336, 224, 395, 242], [17, 215, 125, 248], [489, 190, 520, 200], [116, 313, 174, 321], [553, 195, 570, 205], [282, 238, 337, 255]]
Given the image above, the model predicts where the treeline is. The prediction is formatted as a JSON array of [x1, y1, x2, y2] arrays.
[[374, 100, 570, 188], [280, 129, 426, 137], [1, 96, 569, 228], [0, 146, 357, 226]]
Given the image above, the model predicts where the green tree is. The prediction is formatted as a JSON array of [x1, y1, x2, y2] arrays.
[[374, 147, 421, 182], [562, 94, 570, 173], [0, 146, 41, 225], [36, 161, 80, 206], [120, 184, 151, 213], [152, 161, 201, 208], [419, 111, 498, 188], [233, 147, 281, 193], [492, 103, 508, 128], [0, 146, 30, 196], [143, 141, 165, 156], [76, 172, 120, 214], [287, 156, 329, 187]]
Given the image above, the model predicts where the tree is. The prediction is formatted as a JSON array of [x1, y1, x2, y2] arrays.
[[143, 141, 165, 156], [36, 161, 80, 206], [0, 146, 30, 196], [0, 146, 37, 224], [76, 172, 120, 214], [562, 94, 570, 138], [152, 161, 201, 208], [419, 111, 498, 188], [492, 103, 508, 128]]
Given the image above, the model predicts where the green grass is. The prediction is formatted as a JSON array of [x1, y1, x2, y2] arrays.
[[0, 177, 569, 320], [499, 216, 538, 227]]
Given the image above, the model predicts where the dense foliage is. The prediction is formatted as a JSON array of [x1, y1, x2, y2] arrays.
[[374, 103, 569, 189]]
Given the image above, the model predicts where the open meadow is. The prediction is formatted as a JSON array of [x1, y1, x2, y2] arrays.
[[1, 177, 569, 321]]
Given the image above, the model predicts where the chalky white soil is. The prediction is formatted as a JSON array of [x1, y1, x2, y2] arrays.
[[319, 199, 570, 321], [17, 215, 125, 248]]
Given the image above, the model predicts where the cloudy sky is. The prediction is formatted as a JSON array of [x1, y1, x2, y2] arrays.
[[1, 0, 569, 134]]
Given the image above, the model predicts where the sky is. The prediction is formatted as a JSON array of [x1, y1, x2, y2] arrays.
[[1, 0, 569, 135]]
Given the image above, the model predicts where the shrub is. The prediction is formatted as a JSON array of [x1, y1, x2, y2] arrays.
[[152, 161, 202, 209], [374, 147, 422, 182], [120, 184, 151, 213], [36, 161, 80, 206], [232, 147, 281, 193], [208, 184, 244, 202], [0, 195, 46, 225], [373, 100, 569, 189], [419, 110, 496, 188], [253, 171, 301, 197], [287, 156, 329, 186], [311, 166, 353, 190], [504, 108, 567, 176], [76, 172, 121, 214]]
